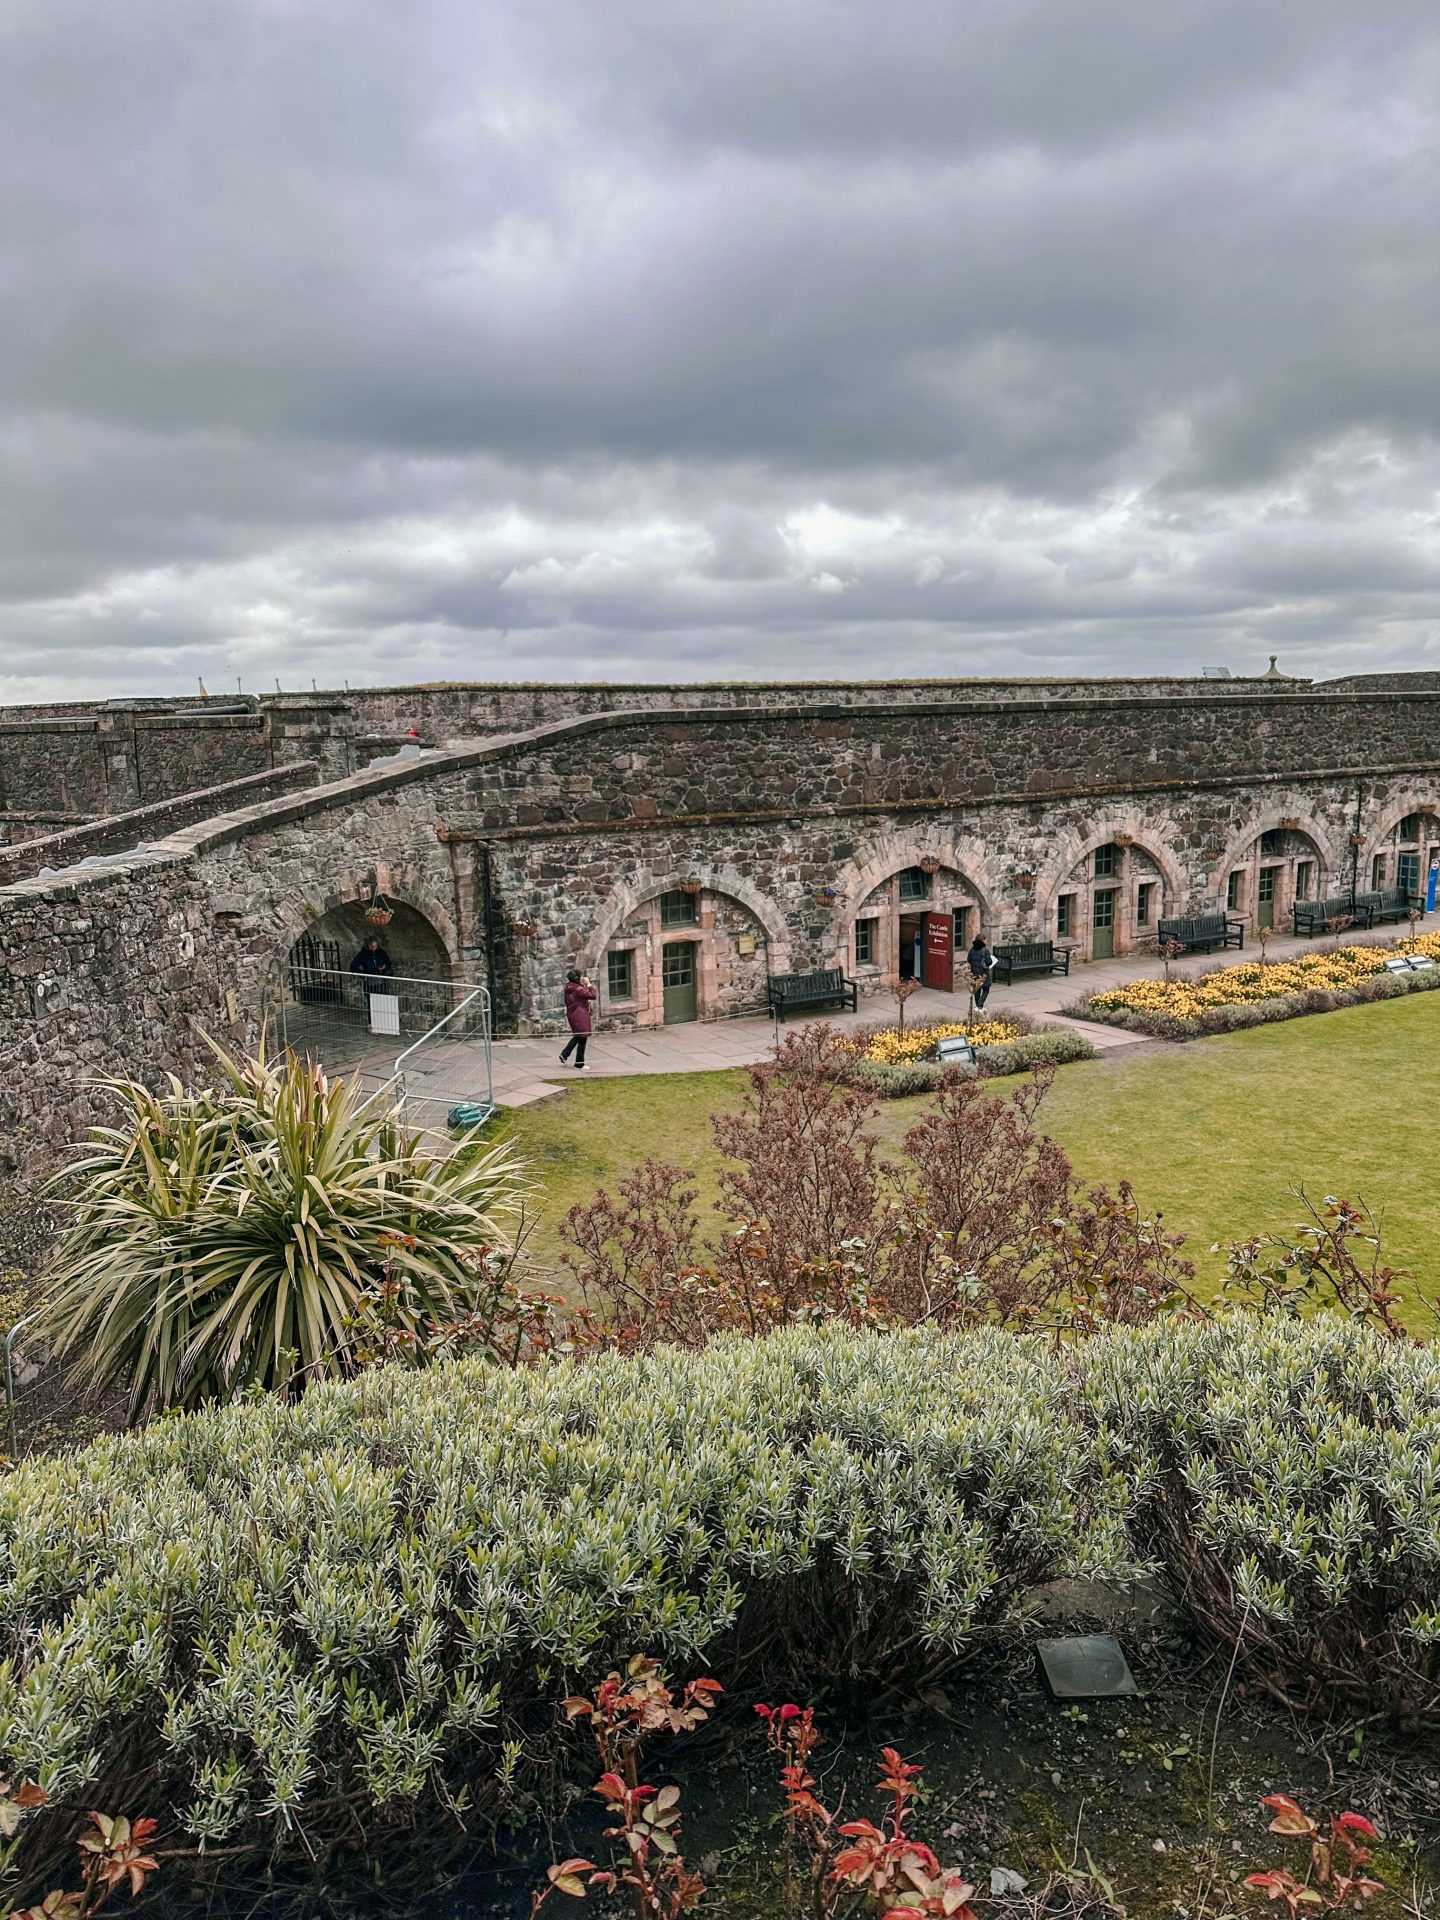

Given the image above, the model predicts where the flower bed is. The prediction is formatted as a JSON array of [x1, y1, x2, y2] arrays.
[[848, 1011, 1095, 1094], [1069, 932, 1440, 1039], [859, 1014, 1029, 1064]]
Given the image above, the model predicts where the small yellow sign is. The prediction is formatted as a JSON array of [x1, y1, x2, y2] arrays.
[[736, 933, 757, 956]]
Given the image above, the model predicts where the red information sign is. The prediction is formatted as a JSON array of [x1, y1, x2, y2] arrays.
[[922, 912, 954, 991]]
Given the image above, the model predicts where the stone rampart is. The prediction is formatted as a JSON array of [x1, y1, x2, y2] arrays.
[[0, 675, 1309, 815], [0, 763, 322, 885], [0, 705, 275, 817], [297, 671, 1309, 745], [3, 683, 1440, 1174]]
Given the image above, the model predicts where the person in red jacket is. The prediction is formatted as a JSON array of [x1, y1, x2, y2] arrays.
[[560, 968, 597, 1069]]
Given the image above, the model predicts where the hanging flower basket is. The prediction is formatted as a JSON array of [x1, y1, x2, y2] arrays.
[[1112, 833, 1136, 848], [813, 884, 838, 904], [511, 919, 538, 937], [1349, 833, 1368, 848], [1279, 817, 1302, 832], [364, 891, 394, 926], [1014, 871, 1036, 889], [679, 876, 703, 895], [918, 856, 941, 874]]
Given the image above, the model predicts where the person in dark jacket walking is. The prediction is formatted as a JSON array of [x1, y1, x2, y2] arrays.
[[967, 932, 996, 1011], [560, 968, 597, 1068]]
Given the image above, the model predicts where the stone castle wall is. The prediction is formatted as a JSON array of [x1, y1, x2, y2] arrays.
[[4, 681, 1440, 1172], [316, 671, 1307, 743], [0, 763, 322, 886], [0, 674, 1309, 817], [0, 705, 276, 822]]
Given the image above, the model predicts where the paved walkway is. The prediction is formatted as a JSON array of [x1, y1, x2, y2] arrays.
[[488, 909, 1440, 1108]]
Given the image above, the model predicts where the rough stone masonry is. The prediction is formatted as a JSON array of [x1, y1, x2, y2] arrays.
[[2, 670, 1439, 1172]]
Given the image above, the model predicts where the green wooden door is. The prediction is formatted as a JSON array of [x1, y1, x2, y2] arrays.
[[1398, 851, 1421, 900], [662, 942, 698, 1024], [1257, 866, 1278, 929], [1092, 889, 1116, 959]]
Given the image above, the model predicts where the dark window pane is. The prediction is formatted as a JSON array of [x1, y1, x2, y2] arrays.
[[660, 889, 698, 927]]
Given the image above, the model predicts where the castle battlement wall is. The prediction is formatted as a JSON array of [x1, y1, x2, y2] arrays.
[[2, 676, 1438, 1172]]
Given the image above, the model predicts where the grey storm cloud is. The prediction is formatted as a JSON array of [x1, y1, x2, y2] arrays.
[[0, 0, 1437, 698]]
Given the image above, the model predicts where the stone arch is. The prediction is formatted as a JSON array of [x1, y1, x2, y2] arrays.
[[1207, 808, 1336, 894], [582, 861, 791, 973], [1210, 810, 1333, 933], [271, 859, 462, 981], [829, 830, 998, 990], [1365, 794, 1440, 903], [1036, 819, 1186, 961], [580, 863, 791, 1029], [831, 829, 1000, 928], [1035, 819, 1186, 917], [1369, 793, 1440, 846]]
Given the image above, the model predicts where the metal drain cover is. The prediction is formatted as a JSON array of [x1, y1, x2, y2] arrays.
[[1036, 1634, 1138, 1699]]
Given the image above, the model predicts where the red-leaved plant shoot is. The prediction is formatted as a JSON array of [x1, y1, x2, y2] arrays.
[[1243, 1793, 1383, 1915], [829, 1747, 979, 1920], [531, 1656, 719, 1920], [0, 1782, 162, 1920], [755, 1706, 979, 1920]]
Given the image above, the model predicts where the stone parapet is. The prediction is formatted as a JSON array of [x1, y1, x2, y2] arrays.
[[0, 763, 322, 885]]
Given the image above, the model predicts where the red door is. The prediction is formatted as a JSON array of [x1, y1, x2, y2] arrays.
[[922, 912, 954, 990]]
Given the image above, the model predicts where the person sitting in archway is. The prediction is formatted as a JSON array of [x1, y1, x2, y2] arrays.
[[350, 934, 394, 988]]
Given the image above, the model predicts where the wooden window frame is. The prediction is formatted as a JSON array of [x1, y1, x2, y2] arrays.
[[660, 889, 699, 928], [606, 948, 635, 1002]]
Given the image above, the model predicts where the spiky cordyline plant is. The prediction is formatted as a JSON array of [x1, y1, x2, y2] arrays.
[[39, 1040, 523, 1418]]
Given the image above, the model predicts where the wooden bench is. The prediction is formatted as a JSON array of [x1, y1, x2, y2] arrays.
[[1354, 887, 1421, 928], [1293, 894, 1357, 937], [1157, 913, 1245, 954], [991, 941, 1074, 985], [766, 968, 859, 1021]]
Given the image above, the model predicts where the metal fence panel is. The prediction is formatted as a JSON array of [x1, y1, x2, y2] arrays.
[[269, 964, 493, 1132]]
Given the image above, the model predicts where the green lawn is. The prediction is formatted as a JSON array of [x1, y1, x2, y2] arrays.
[[496, 992, 1440, 1296]]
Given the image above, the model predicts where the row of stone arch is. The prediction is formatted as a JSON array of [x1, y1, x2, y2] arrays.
[[582, 797, 1440, 971], [269, 794, 1440, 1028]]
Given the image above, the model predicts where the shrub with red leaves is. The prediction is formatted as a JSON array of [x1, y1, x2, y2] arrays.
[[1243, 1794, 1384, 1915]]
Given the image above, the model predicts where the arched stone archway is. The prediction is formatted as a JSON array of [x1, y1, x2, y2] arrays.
[[266, 877, 465, 1079], [1211, 814, 1332, 934], [1366, 798, 1440, 906], [1037, 822, 1185, 961], [272, 861, 462, 981], [582, 864, 790, 1028], [289, 898, 452, 981], [830, 833, 997, 993]]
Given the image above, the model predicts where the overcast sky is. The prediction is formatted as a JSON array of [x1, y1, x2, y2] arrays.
[[2, 0, 1437, 700]]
